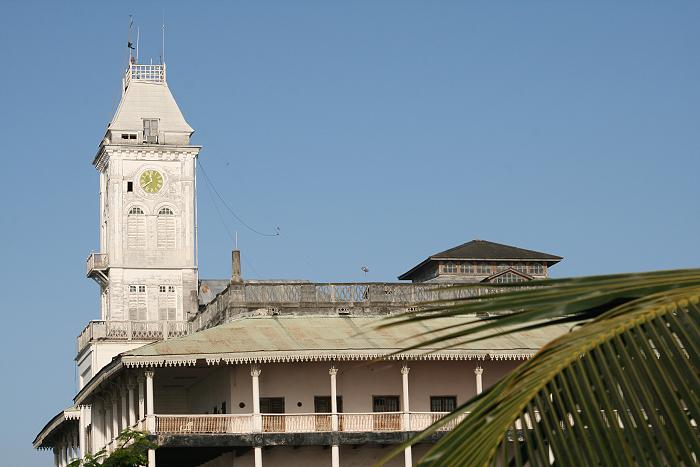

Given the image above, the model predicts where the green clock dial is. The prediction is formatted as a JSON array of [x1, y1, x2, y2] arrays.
[[139, 170, 164, 193]]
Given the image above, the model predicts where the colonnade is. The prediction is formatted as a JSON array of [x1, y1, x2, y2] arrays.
[[248, 363, 486, 467], [63, 363, 486, 467]]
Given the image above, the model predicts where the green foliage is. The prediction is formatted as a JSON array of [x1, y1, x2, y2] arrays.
[[68, 429, 156, 467], [382, 269, 700, 466]]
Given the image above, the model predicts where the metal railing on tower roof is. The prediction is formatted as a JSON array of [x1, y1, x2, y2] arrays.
[[123, 63, 166, 91]]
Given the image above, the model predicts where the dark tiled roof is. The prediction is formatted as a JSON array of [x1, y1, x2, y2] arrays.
[[432, 240, 562, 261], [398, 240, 562, 280]]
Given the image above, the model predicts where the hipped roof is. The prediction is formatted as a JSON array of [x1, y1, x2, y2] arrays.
[[399, 240, 563, 280], [109, 81, 193, 135]]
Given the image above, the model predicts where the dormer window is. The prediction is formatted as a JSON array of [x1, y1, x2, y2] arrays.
[[120, 133, 137, 140], [143, 119, 159, 143]]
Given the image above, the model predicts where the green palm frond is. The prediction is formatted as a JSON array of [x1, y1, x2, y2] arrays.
[[383, 269, 700, 467]]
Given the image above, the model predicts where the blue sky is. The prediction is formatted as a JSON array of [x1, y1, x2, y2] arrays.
[[2, 1, 699, 464]]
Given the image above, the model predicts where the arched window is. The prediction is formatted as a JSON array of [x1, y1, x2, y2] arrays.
[[492, 272, 526, 284], [127, 206, 146, 249], [157, 207, 176, 250]]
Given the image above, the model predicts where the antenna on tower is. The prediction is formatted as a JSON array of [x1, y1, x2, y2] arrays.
[[127, 15, 135, 65], [161, 10, 166, 64], [135, 27, 140, 63]]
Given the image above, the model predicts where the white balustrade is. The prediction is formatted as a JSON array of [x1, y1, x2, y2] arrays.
[[77, 320, 192, 353], [149, 412, 471, 435], [155, 415, 252, 434], [339, 412, 404, 432]]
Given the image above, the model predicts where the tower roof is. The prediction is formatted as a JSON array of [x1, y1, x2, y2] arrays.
[[107, 63, 193, 142], [398, 239, 562, 280]]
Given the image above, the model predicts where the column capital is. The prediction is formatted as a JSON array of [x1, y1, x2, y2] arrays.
[[329, 366, 339, 376], [136, 374, 145, 383], [474, 365, 483, 375], [250, 364, 262, 377], [401, 364, 410, 375], [144, 369, 155, 379]]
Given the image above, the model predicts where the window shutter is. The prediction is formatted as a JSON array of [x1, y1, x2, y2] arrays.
[[127, 208, 146, 250], [157, 208, 176, 249], [128, 285, 147, 320]]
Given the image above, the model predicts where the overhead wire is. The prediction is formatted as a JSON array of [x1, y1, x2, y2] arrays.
[[201, 163, 262, 278], [198, 160, 280, 238]]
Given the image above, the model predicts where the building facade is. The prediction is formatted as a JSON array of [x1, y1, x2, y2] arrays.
[[33, 60, 565, 467]]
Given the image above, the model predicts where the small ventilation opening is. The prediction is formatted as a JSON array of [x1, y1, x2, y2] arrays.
[[127, 181, 133, 192]]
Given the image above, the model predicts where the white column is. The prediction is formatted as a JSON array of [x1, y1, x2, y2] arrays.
[[401, 364, 412, 467], [104, 403, 113, 447], [128, 381, 137, 427], [329, 366, 339, 431], [78, 406, 86, 459], [251, 364, 262, 467], [251, 365, 262, 431], [121, 385, 128, 431], [475, 366, 484, 395], [111, 393, 120, 441], [254, 447, 262, 467], [137, 375, 146, 422], [145, 370, 155, 431], [329, 366, 339, 467], [95, 404, 105, 452], [146, 369, 156, 467]]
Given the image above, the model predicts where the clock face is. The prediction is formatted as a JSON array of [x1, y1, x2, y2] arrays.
[[139, 170, 164, 194]]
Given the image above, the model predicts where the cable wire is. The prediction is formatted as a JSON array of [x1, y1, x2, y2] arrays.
[[198, 160, 281, 238]]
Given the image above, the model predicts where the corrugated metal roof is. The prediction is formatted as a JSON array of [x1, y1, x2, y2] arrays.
[[123, 316, 570, 365]]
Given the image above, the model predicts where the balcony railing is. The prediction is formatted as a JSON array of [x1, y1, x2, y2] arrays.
[[193, 282, 507, 331], [123, 63, 166, 90], [86, 253, 108, 277], [152, 412, 468, 435], [77, 320, 189, 354]]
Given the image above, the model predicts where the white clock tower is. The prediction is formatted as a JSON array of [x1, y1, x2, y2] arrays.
[[79, 62, 200, 386]]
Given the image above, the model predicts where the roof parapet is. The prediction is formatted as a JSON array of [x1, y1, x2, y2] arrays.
[[123, 63, 166, 93]]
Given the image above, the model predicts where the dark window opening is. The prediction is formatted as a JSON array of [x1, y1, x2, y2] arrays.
[[373, 395, 400, 412], [127, 181, 133, 192], [121, 133, 129, 139], [221, 402, 226, 414], [430, 396, 457, 412], [372, 396, 401, 430], [129, 134, 137, 139], [260, 397, 285, 413], [314, 396, 343, 413], [260, 397, 286, 432]]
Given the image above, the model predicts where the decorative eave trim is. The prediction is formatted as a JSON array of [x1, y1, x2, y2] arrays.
[[123, 350, 536, 368], [74, 360, 124, 406], [33, 408, 81, 450]]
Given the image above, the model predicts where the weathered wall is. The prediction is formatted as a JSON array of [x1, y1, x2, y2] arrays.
[[188, 367, 232, 414], [168, 360, 522, 415]]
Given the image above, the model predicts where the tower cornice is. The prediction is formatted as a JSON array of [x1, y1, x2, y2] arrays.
[[93, 144, 201, 170]]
